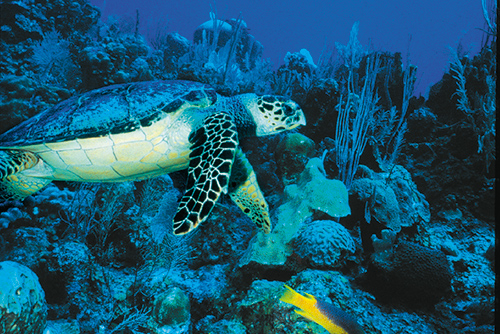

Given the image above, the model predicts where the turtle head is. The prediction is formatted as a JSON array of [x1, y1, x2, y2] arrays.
[[239, 94, 306, 136]]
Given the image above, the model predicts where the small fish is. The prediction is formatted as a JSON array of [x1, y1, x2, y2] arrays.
[[280, 285, 364, 334]]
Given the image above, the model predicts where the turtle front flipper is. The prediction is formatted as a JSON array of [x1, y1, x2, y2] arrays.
[[228, 147, 271, 234], [0, 150, 52, 201], [173, 113, 238, 235]]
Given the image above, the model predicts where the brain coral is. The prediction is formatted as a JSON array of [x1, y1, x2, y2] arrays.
[[368, 241, 453, 306], [293, 220, 355, 268], [390, 241, 453, 304]]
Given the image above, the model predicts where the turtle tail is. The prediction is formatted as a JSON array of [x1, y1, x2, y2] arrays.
[[0, 150, 51, 201]]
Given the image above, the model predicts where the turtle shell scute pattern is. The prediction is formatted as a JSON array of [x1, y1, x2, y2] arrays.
[[0, 80, 217, 147], [161, 84, 218, 114]]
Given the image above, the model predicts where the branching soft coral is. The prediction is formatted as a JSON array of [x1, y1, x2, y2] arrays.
[[450, 46, 496, 172]]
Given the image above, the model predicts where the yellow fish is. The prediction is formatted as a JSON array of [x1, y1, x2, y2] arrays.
[[280, 285, 364, 334]]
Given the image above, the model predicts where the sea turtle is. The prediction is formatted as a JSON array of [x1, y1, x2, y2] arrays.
[[0, 80, 305, 235]]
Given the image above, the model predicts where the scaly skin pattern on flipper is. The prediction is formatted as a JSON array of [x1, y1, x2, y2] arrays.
[[0, 150, 51, 201], [228, 147, 270, 233], [173, 113, 238, 235], [0, 150, 38, 179]]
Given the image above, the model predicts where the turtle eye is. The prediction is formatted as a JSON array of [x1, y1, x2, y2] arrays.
[[283, 104, 294, 116]]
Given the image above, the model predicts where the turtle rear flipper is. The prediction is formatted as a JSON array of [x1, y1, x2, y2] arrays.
[[173, 113, 238, 235], [0, 150, 52, 201], [228, 147, 271, 234]]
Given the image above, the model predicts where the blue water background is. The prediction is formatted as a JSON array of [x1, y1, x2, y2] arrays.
[[90, 0, 488, 97]]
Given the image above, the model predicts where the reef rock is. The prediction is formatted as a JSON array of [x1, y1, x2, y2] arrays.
[[351, 164, 430, 232]]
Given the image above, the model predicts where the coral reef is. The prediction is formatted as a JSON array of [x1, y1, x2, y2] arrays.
[[0, 1, 495, 333], [403, 41, 496, 221], [43, 320, 80, 334], [0, 261, 47, 334], [0, 206, 30, 229], [196, 317, 247, 334], [239, 157, 350, 267], [152, 287, 190, 329], [351, 164, 430, 232], [2, 227, 50, 268]]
